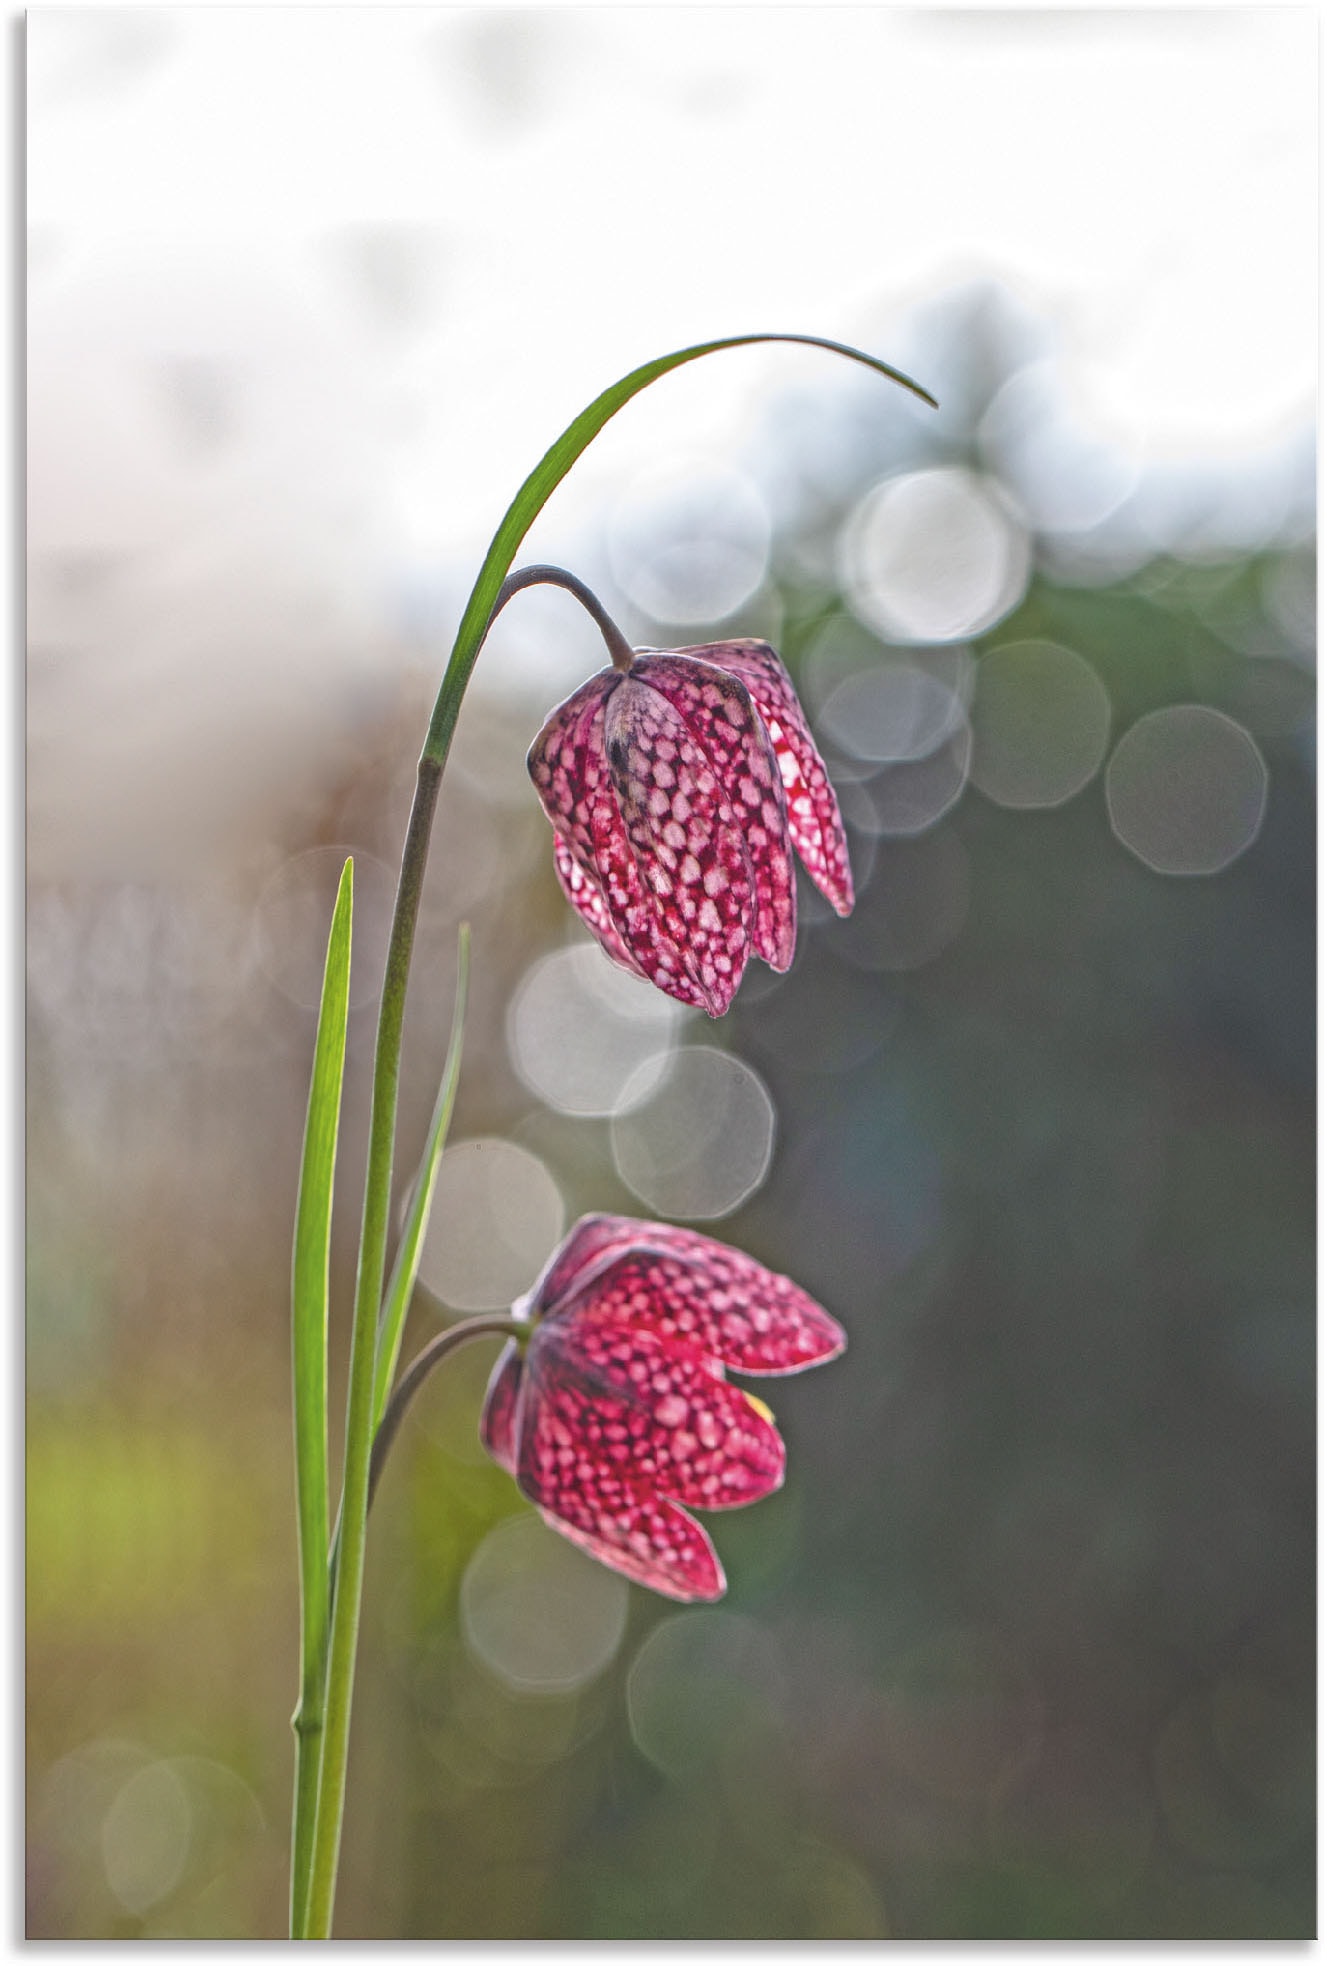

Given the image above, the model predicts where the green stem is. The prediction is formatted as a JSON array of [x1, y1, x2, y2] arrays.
[[368, 1316, 528, 1512], [295, 1314, 525, 1933], [490, 563, 636, 672], [301, 762, 441, 1939], [289, 1698, 323, 1937], [370, 927, 473, 1438]]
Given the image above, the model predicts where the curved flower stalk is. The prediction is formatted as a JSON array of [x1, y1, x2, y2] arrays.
[[528, 639, 854, 1015], [477, 1214, 846, 1600]]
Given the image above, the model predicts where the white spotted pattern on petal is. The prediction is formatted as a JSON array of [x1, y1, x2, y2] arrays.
[[527, 669, 619, 871], [564, 1242, 846, 1376], [604, 677, 755, 1016], [552, 833, 648, 979], [477, 1214, 848, 1602], [511, 1312, 780, 1599], [524, 1314, 785, 1514], [535, 1496, 724, 1602], [529, 678, 711, 1010], [679, 640, 855, 916], [527, 635, 852, 1012], [629, 654, 797, 972]]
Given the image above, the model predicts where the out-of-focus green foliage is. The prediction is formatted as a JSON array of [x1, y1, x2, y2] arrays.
[[27, 292, 1313, 1937]]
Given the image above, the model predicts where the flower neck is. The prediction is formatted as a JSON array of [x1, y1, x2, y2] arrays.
[[489, 564, 636, 673]]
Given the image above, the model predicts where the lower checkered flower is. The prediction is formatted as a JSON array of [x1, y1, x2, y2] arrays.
[[479, 1214, 846, 1602], [528, 639, 854, 1016]]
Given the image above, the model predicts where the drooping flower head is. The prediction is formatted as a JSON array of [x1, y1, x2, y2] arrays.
[[528, 640, 854, 1016], [479, 1214, 846, 1602]]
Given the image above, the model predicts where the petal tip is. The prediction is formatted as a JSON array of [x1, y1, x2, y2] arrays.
[[800, 1310, 848, 1367], [762, 1308, 848, 1375]]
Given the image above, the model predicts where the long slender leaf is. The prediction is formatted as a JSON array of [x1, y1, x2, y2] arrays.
[[421, 332, 936, 769], [371, 922, 470, 1432], [289, 856, 353, 1936]]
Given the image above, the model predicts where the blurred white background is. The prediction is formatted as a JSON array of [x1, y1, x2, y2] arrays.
[[26, 4, 1316, 876]]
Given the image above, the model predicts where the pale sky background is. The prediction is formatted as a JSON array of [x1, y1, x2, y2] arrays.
[[29, 7, 1316, 520], [23, 4, 1319, 873]]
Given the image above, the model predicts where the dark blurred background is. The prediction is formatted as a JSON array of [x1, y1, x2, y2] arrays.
[[26, 11, 1314, 1943]]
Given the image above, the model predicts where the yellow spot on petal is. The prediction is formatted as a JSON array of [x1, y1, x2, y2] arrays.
[[743, 1393, 775, 1424]]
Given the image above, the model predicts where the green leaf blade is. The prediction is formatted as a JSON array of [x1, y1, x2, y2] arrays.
[[424, 331, 936, 766], [289, 855, 352, 1934], [292, 855, 354, 1626]]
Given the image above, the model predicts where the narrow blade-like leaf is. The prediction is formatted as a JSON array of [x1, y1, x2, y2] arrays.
[[424, 333, 936, 769], [371, 922, 471, 1432], [289, 856, 352, 1933]]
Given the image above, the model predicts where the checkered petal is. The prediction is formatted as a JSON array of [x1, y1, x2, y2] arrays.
[[478, 1217, 848, 1602], [515, 1325, 729, 1600], [570, 1241, 846, 1377], [529, 1313, 786, 1509], [530, 1213, 647, 1317], [526, 670, 617, 872], [630, 653, 797, 971], [603, 676, 756, 1015], [478, 1341, 523, 1476], [694, 639, 855, 916], [529, 683, 712, 1010], [513, 1316, 781, 1597], [551, 834, 647, 980], [532, 1214, 846, 1375], [535, 1493, 725, 1602]]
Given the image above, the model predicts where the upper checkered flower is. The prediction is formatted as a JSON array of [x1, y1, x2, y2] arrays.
[[527, 639, 855, 1016], [480, 1214, 846, 1602]]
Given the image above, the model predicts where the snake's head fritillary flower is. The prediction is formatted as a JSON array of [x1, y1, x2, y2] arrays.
[[479, 1214, 846, 1602], [527, 639, 854, 1016]]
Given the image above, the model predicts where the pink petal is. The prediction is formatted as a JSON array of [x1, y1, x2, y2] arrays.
[[515, 1329, 731, 1599], [551, 833, 648, 980], [604, 676, 756, 1016], [533, 1213, 647, 1317], [532, 1314, 786, 1511], [533, 1216, 846, 1373], [479, 1342, 523, 1476], [630, 653, 797, 972], [562, 1235, 847, 1376], [682, 640, 855, 916], [530, 685, 712, 1011], [527, 670, 619, 872], [535, 1498, 725, 1603]]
